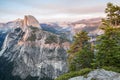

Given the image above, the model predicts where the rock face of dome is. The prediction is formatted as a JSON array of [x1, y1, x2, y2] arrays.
[[23, 15, 41, 29]]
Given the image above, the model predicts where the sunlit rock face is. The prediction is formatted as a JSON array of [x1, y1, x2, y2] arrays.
[[0, 16, 69, 80], [23, 15, 41, 29], [0, 15, 41, 32]]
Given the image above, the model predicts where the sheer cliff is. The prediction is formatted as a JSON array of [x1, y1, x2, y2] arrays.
[[0, 15, 69, 80]]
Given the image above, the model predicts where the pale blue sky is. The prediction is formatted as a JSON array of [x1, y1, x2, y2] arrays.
[[0, 0, 120, 22]]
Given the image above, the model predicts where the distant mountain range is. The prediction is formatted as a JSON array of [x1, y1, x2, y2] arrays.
[[0, 17, 103, 35], [0, 17, 103, 50]]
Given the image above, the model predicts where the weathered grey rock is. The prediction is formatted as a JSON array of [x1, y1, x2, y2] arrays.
[[69, 69, 120, 80], [0, 24, 69, 79], [69, 76, 90, 80]]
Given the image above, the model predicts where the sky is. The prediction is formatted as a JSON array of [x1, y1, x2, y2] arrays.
[[0, 0, 120, 23]]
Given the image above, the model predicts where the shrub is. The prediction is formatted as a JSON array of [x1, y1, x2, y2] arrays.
[[26, 26, 39, 41], [27, 33, 36, 41], [45, 35, 58, 44], [91, 78, 96, 80], [102, 66, 120, 73], [55, 68, 92, 80], [59, 34, 70, 43], [29, 26, 39, 31]]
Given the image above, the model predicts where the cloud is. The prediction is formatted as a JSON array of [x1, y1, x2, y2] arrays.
[[47, 5, 105, 14], [1, 0, 118, 22]]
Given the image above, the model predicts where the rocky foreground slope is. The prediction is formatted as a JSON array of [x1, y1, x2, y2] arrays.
[[0, 15, 69, 80], [69, 69, 120, 80]]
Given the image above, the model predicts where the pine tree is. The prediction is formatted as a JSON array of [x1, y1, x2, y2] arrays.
[[68, 31, 94, 71], [104, 2, 120, 26], [94, 3, 120, 68], [95, 26, 120, 67]]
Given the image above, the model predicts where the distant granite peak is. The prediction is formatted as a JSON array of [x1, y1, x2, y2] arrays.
[[23, 15, 41, 29]]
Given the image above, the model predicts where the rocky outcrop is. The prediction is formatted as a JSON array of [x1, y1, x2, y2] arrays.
[[69, 69, 120, 80], [0, 16, 69, 80]]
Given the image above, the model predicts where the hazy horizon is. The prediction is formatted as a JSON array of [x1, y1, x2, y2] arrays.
[[0, 0, 120, 23]]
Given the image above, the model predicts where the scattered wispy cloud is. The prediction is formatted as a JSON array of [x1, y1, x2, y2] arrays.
[[0, 0, 119, 22]]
